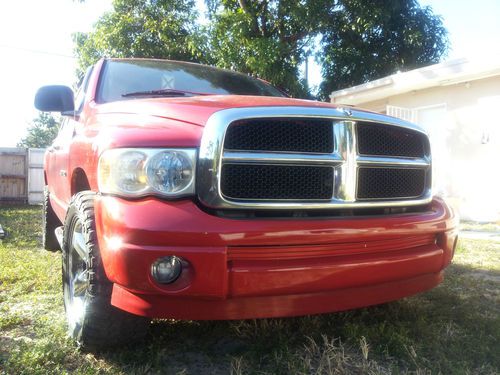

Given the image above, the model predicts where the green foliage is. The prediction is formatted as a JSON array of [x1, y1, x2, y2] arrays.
[[319, 0, 449, 98], [205, 0, 448, 99], [17, 113, 59, 149], [204, 0, 332, 98], [73, 0, 448, 99], [73, 0, 203, 77]]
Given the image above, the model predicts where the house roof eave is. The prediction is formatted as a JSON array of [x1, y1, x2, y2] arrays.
[[330, 57, 500, 105]]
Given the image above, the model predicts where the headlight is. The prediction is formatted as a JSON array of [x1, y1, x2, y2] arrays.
[[98, 148, 197, 198]]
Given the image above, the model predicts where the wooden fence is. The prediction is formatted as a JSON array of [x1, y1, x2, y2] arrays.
[[0, 148, 45, 205]]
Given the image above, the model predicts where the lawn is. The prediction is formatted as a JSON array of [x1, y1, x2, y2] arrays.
[[0, 206, 499, 375]]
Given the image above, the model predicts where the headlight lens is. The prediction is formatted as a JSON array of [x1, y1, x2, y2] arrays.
[[98, 148, 196, 198], [146, 151, 193, 194]]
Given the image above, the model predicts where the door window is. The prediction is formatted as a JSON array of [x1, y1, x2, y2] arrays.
[[53, 117, 74, 148], [74, 66, 94, 113]]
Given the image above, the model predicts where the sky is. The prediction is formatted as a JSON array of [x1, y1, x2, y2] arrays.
[[0, 0, 499, 147]]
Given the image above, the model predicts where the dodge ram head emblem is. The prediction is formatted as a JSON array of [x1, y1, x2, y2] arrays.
[[341, 107, 353, 116]]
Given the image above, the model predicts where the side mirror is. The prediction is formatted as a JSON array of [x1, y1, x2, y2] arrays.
[[34, 85, 74, 113]]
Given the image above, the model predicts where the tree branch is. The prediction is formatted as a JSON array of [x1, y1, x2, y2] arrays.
[[238, 0, 260, 36], [283, 30, 310, 44], [260, 0, 269, 37]]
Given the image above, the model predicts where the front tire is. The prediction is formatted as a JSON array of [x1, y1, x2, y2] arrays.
[[62, 191, 149, 350]]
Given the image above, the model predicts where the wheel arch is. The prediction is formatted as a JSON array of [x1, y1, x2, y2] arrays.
[[71, 168, 92, 196]]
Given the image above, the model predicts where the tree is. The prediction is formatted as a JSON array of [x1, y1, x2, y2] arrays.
[[73, 0, 204, 77], [18, 113, 59, 148], [74, 0, 448, 99], [319, 0, 448, 98], [204, 0, 332, 98], [206, 0, 447, 99]]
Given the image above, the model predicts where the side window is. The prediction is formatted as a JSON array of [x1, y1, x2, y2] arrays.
[[54, 117, 75, 147], [74, 66, 94, 113]]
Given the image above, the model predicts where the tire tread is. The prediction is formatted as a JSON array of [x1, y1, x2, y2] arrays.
[[62, 191, 149, 351]]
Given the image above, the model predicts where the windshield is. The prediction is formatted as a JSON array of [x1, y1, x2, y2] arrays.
[[97, 59, 285, 103]]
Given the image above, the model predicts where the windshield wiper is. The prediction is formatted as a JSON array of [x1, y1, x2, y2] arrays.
[[122, 88, 212, 98]]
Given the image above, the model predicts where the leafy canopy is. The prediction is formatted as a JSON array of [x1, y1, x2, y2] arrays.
[[18, 113, 59, 149], [203, 0, 333, 97], [74, 0, 448, 99], [73, 0, 203, 76], [319, 0, 449, 98]]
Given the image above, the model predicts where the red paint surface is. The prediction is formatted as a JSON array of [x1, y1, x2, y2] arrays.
[[111, 272, 444, 320], [94, 196, 457, 319], [45, 58, 459, 319]]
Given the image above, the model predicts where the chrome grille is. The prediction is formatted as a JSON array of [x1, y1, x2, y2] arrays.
[[224, 118, 334, 153], [357, 122, 427, 158], [357, 168, 427, 199], [197, 106, 432, 210], [221, 164, 334, 200]]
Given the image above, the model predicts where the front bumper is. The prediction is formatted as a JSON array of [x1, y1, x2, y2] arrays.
[[94, 196, 458, 320]]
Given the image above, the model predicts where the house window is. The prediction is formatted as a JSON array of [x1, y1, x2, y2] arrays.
[[386, 105, 417, 123]]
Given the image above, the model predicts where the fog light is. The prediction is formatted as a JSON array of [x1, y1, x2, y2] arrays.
[[151, 256, 182, 284]]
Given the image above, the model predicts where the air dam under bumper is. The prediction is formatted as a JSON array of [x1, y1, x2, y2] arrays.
[[94, 196, 458, 320]]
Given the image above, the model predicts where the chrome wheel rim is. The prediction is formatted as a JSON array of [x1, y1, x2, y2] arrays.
[[65, 220, 89, 338]]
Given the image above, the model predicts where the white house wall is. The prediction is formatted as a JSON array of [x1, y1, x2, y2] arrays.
[[349, 75, 500, 221]]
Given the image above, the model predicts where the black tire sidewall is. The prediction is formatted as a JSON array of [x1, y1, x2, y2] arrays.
[[62, 203, 91, 343], [43, 186, 61, 251], [61, 191, 148, 350], [62, 192, 110, 343]]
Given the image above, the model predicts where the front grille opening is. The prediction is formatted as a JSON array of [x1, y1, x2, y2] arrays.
[[224, 118, 334, 153], [357, 123, 427, 158], [221, 164, 334, 200], [203, 203, 433, 219], [357, 167, 426, 199]]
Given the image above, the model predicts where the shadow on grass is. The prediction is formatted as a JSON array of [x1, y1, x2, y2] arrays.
[[89, 263, 499, 374], [1, 206, 498, 374]]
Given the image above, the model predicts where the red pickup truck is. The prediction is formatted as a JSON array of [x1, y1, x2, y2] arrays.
[[35, 58, 458, 350]]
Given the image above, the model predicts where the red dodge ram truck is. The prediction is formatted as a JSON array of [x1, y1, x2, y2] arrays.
[[35, 58, 458, 349]]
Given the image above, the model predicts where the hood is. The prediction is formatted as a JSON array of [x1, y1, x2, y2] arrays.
[[95, 95, 347, 127]]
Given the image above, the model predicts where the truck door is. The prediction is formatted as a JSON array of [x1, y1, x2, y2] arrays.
[[48, 117, 76, 213], [47, 66, 94, 214]]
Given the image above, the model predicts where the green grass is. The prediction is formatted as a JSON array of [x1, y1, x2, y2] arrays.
[[1, 206, 499, 375], [460, 221, 500, 233]]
